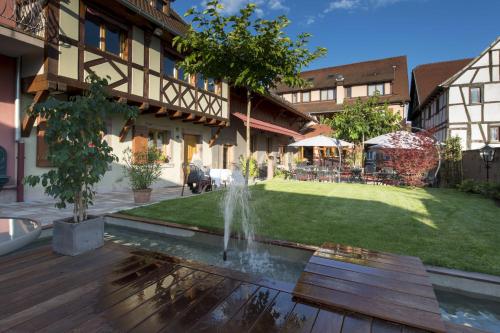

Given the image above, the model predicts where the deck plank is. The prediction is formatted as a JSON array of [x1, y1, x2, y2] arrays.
[[279, 302, 319, 333], [248, 291, 298, 333], [293, 243, 446, 333], [310, 309, 344, 333], [187, 283, 259, 333]]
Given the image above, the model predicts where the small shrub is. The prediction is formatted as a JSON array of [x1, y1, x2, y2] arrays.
[[274, 168, 292, 180], [122, 147, 163, 190], [458, 179, 500, 201], [239, 156, 259, 178]]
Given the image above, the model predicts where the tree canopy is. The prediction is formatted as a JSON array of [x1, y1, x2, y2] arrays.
[[173, 0, 327, 95], [322, 95, 402, 144], [25, 75, 138, 222]]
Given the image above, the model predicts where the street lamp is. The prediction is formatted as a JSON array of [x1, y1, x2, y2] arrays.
[[479, 144, 495, 182]]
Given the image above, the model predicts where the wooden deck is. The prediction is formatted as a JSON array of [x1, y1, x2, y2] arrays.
[[293, 243, 446, 333], [0, 241, 484, 333]]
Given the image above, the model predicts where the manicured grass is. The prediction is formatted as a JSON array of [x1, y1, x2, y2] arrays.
[[123, 180, 500, 275]]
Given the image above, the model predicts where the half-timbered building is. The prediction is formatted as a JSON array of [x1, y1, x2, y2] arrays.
[[274, 56, 410, 119], [408, 37, 500, 150], [214, 89, 313, 175], [2, 0, 233, 201]]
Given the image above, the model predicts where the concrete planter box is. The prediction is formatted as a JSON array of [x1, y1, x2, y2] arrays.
[[52, 215, 104, 256]]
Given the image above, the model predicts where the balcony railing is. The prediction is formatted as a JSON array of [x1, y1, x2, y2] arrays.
[[0, 0, 46, 38]]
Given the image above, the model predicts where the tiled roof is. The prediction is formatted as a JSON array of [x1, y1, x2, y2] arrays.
[[302, 124, 333, 138], [118, 0, 188, 35], [275, 56, 410, 103], [293, 95, 406, 115], [412, 58, 472, 106]]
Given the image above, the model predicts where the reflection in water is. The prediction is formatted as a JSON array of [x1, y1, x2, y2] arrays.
[[0, 218, 38, 241], [435, 288, 500, 333]]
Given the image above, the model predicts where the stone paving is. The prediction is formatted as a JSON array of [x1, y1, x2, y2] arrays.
[[0, 187, 191, 226]]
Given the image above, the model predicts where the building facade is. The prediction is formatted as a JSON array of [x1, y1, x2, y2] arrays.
[[408, 37, 500, 150], [275, 56, 410, 119], [215, 89, 312, 174], [1, 0, 233, 202]]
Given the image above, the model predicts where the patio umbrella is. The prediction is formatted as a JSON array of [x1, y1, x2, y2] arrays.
[[289, 135, 353, 181], [365, 131, 434, 149], [289, 135, 354, 148]]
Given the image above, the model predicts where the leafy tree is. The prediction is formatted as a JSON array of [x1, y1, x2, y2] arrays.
[[25, 75, 139, 222], [322, 95, 402, 165], [173, 0, 326, 182], [442, 136, 463, 187], [381, 130, 439, 187]]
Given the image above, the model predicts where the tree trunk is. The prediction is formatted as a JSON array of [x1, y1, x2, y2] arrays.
[[245, 90, 252, 186]]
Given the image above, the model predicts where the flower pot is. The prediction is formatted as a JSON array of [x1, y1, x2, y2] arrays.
[[133, 188, 152, 203], [52, 215, 104, 256]]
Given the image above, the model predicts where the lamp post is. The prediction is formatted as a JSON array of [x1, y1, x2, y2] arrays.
[[479, 144, 495, 182]]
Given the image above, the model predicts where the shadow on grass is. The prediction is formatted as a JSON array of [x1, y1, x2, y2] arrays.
[[123, 182, 500, 275]]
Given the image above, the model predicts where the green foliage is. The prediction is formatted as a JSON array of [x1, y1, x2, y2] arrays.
[[443, 136, 463, 162], [24, 74, 139, 222], [173, 0, 327, 95], [122, 146, 163, 191], [442, 136, 463, 187], [324, 95, 402, 144], [457, 179, 500, 200], [274, 167, 292, 180], [239, 156, 258, 178]]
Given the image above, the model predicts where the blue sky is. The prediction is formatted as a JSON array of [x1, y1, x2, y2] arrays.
[[172, 0, 500, 75]]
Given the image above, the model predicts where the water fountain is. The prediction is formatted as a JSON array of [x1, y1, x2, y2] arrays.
[[221, 169, 254, 261]]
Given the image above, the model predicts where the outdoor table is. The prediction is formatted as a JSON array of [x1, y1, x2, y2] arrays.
[[0, 217, 42, 256], [209, 169, 232, 188]]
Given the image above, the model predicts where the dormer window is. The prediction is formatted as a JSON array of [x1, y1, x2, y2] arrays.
[[153, 0, 170, 14], [368, 83, 384, 96]]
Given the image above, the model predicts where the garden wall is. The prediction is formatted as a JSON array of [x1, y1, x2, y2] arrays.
[[462, 148, 500, 183]]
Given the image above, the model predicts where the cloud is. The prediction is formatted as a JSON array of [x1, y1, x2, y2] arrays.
[[268, 0, 289, 11], [324, 0, 360, 13], [202, 0, 289, 16], [323, 0, 407, 13], [306, 16, 316, 25]]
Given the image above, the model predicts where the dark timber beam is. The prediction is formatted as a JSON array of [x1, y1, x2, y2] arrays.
[[169, 110, 184, 120], [182, 114, 198, 122], [194, 116, 207, 124], [204, 118, 218, 126], [209, 126, 223, 148], [119, 118, 135, 142], [139, 102, 149, 113], [21, 90, 48, 137], [154, 107, 168, 117]]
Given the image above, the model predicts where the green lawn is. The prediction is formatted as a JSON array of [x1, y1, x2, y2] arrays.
[[123, 180, 500, 275]]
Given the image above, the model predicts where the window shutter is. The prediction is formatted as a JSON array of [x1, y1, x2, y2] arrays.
[[36, 121, 52, 167], [132, 125, 149, 154]]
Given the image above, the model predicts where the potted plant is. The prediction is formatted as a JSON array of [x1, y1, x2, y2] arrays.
[[239, 156, 258, 181], [24, 74, 138, 256], [122, 146, 163, 203]]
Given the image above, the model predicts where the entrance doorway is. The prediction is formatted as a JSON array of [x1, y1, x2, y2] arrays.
[[184, 134, 200, 165]]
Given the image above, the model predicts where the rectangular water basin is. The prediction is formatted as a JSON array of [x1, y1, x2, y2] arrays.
[[104, 217, 313, 284]]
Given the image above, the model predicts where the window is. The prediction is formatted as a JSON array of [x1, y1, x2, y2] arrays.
[[163, 54, 176, 77], [176, 66, 187, 82], [148, 129, 171, 162], [196, 74, 206, 90], [436, 99, 440, 114], [427, 106, 431, 119], [84, 13, 126, 58], [321, 88, 335, 101], [207, 78, 216, 93], [84, 18, 100, 49], [105, 26, 122, 56], [470, 87, 482, 104], [155, 0, 164, 11], [368, 83, 384, 96], [490, 126, 500, 142], [291, 93, 298, 103], [346, 87, 352, 98], [302, 91, 310, 103]]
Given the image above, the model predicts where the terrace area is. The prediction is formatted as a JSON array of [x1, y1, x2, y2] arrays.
[[0, 239, 480, 333]]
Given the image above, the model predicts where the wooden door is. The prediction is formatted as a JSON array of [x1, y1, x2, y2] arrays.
[[184, 134, 199, 165]]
